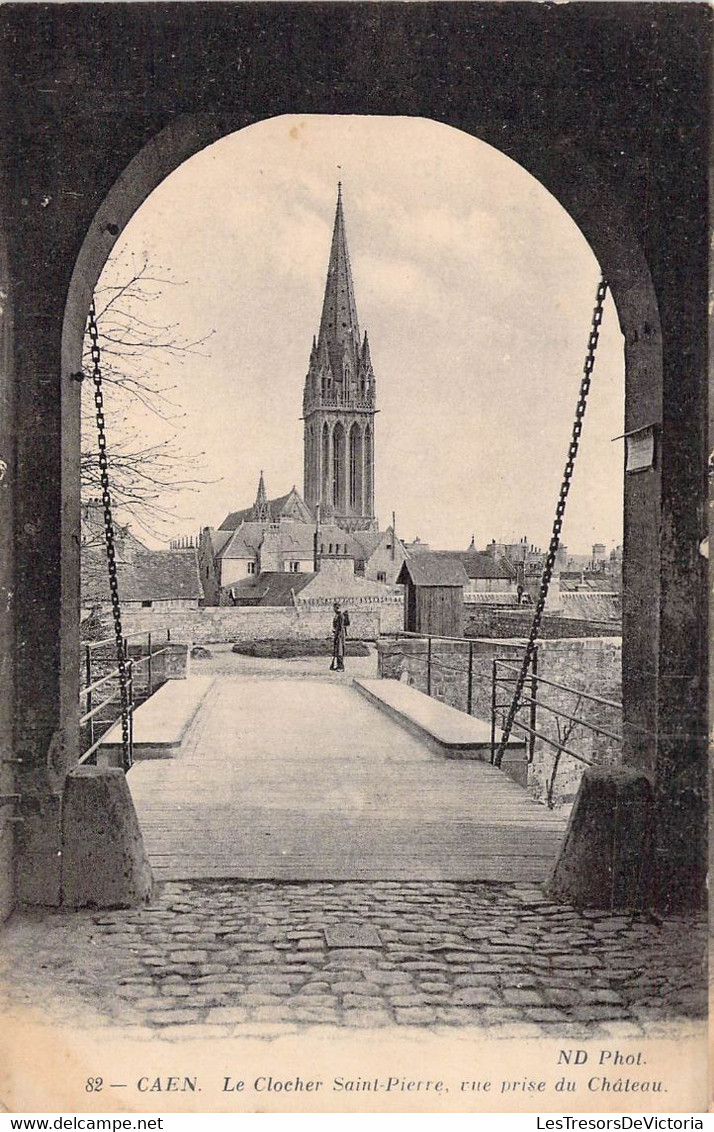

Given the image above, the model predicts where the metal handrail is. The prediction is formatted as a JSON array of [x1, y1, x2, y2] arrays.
[[85, 627, 172, 651], [494, 694, 622, 744], [507, 716, 594, 767], [383, 633, 620, 787], [493, 661, 622, 712], [80, 689, 121, 726], [393, 629, 476, 644], [79, 629, 172, 765], [78, 702, 135, 765], [130, 646, 170, 670], [79, 665, 123, 699]]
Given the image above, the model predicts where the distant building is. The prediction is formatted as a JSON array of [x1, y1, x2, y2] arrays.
[[81, 501, 202, 620], [351, 525, 406, 584], [198, 473, 377, 605], [402, 536, 430, 556], [198, 187, 405, 606], [397, 553, 468, 637]]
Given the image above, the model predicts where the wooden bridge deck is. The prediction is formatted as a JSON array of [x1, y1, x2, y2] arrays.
[[128, 677, 568, 883]]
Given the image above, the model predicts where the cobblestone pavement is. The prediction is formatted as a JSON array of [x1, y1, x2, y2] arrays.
[[1, 880, 705, 1037]]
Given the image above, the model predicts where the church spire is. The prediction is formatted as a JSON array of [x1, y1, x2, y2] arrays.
[[251, 470, 272, 523], [317, 183, 361, 378], [302, 186, 378, 533]]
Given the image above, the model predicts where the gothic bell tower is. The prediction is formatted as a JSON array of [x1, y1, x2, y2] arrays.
[[302, 184, 378, 533]]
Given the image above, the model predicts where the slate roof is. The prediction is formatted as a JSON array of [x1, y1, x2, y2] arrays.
[[459, 552, 513, 580], [560, 591, 622, 622], [349, 528, 387, 560], [220, 523, 264, 559], [230, 572, 315, 606], [429, 550, 513, 580], [203, 527, 232, 555], [219, 487, 313, 530], [219, 520, 360, 561], [397, 553, 469, 587], [83, 549, 202, 604]]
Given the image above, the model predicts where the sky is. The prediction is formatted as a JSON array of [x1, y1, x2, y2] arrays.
[[96, 114, 625, 555]]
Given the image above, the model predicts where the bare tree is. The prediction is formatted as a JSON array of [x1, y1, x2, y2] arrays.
[[81, 251, 215, 543]]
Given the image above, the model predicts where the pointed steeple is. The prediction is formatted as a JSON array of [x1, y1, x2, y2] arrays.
[[251, 470, 272, 523], [362, 330, 372, 368], [317, 183, 361, 378], [302, 186, 378, 533]]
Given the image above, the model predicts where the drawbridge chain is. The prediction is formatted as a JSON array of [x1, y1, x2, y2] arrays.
[[87, 299, 131, 771], [494, 278, 609, 767]]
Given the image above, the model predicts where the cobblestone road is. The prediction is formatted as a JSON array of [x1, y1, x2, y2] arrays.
[[1, 880, 705, 1037]]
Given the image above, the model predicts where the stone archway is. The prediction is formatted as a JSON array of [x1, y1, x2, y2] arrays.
[[4, 4, 706, 913], [55, 112, 661, 901]]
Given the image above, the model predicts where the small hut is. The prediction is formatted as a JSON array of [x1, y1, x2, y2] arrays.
[[397, 553, 468, 637]]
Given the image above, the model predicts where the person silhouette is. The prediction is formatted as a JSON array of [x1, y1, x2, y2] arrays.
[[330, 602, 350, 671]]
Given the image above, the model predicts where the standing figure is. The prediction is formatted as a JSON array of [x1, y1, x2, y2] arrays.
[[330, 602, 350, 671]]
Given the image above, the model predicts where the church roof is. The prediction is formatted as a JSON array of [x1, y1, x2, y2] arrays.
[[217, 519, 360, 561], [219, 485, 313, 531], [398, 553, 469, 588], [317, 183, 362, 376]]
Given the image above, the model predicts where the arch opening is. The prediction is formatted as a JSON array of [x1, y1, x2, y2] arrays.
[[61, 110, 664, 852]]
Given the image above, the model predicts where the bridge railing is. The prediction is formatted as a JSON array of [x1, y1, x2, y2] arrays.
[[492, 657, 622, 806], [382, 630, 623, 806], [78, 628, 172, 767], [386, 629, 494, 712]]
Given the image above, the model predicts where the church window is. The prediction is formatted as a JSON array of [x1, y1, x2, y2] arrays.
[[349, 426, 358, 507], [247, 561, 256, 575], [329, 543, 333, 554], [377, 572, 387, 583], [289, 561, 300, 573], [332, 421, 346, 509]]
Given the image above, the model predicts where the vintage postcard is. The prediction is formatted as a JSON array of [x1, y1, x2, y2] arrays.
[[0, 1, 709, 1117]]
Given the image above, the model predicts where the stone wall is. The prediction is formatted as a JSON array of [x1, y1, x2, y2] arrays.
[[463, 606, 620, 639], [120, 598, 403, 645], [378, 635, 622, 806]]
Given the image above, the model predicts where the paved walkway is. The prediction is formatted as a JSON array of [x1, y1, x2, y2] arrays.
[[1, 880, 705, 1035], [127, 676, 567, 883]]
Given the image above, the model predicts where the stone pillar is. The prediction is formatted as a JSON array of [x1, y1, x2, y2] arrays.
[[549, 767, 653, 909], [61, 767, 153, 908]]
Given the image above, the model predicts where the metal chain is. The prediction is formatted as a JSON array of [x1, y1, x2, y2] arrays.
[[87, 300, 131, 771], [494, 278, 609, 767]]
